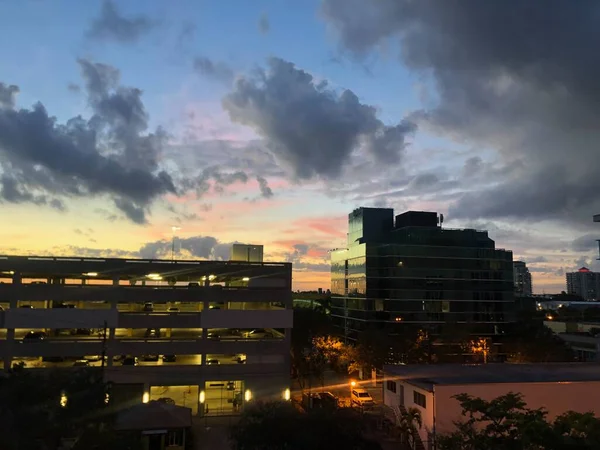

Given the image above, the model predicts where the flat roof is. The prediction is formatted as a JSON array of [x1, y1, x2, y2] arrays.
[[0, 255, 291, 280], [384, 363, 600, 391]]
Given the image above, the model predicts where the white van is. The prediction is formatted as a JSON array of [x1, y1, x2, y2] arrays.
[[351, 388, 375, 408]]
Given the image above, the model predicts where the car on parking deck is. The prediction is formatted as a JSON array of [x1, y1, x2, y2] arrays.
[[142, 355, 159, 362], [23, 331, 46, 342], [162, 354, 177, 362], [73, 360, 90, 367], [167, 307, 180, 312], [143, 302, 154, 312], [145, 328, 161, 338], [122, 356, 139, 366], [206, 359, 220, 365]]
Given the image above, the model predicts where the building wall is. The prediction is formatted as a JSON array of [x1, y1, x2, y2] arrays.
[[434, 381, 600, 435], [383, 379, 435, 445]]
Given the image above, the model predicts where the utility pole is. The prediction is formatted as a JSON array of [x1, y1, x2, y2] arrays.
[[100, 320, 108, 375]]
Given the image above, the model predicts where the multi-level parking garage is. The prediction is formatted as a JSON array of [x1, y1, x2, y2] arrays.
[[0, 255, 293, 415]]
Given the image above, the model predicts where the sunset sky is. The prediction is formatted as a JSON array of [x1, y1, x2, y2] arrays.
[[1, 1, 599, 292]]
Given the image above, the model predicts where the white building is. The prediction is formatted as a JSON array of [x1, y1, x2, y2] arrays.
[[566, 267, 600, 301], [383, 363, 600, 450], [0, 254, 292, 416]]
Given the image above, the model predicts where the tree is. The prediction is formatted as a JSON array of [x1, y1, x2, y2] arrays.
[[397, 407, 423, 449], [0, 365, 113, 450], [230, 401, 382, 450], [437, 392, 600, 450], [504, 317, 574, 363]]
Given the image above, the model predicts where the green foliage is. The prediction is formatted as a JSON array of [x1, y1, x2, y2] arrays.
[[437, 392, 600, 450], [230, 401, 382, 450]]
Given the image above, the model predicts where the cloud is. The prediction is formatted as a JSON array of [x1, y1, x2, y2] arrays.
[[572, 234, 599, 253], [256, 176, 273, 198], [87, 0, 155, 43], [182, 165, 249, 198], [258, 13, 270, 35], [322, 0, 600, 224], [0, 59, 176, 223], [0, 83, 19, 109], [67, 83, 81, 93], [222, 57, 416, 180], [139, 235, 240, 260], [193, 57, 234, 84]]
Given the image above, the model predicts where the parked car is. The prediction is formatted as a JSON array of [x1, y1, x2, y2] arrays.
[[206, 359, 220, 365], [141, 354, 159, 362], [162, 354, 177, 363], [167, 307, 180, 313], [70, 328, 92, 336], [143, 302, 154, 312], [84, 355, 104, 362], [244, 328, 273, 339], [350, 388, 375, 408], [73, 360, 90, 367], [23, 331, 46, 342], [207, 331, 220, 340], [157, 397, 175, 405], [19, 305, 33, 309], [187, 282, 200, 288], [144, 328, 161, 338], [29, 281, 46, 285], [122, 356, 139, 366]]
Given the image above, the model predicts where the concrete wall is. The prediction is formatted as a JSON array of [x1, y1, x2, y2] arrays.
[[434, 381, 600, 435]]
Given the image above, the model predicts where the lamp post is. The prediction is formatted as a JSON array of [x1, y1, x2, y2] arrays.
[[171, 226, 181, 262]]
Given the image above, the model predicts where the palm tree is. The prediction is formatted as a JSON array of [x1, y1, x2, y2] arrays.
[[398, 407, 423, 449]]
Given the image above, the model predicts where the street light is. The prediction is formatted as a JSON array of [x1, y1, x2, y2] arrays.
[[60, 391, 68, 408]]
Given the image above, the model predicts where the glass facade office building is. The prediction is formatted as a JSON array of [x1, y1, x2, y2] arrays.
[[331, 208, 515, 341]]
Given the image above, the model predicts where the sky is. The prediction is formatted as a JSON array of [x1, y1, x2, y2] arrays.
[[1, 0, 599, 292]]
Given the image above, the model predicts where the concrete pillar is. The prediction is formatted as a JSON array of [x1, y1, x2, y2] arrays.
[[107, 328, 116, 367], [112, 277, 119, 286]]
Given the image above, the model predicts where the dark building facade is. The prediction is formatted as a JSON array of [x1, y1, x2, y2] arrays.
[[513, 261, 533, 296], [331, 208, 515, 341]]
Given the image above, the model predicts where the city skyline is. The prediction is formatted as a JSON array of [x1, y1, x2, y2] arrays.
[[1, 1, 599, 292]]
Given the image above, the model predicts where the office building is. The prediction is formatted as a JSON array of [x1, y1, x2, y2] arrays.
[[566, 267, 600, 301], [0, 255, 292, 416], [330, 208, 514, 341], [231, 244, 264, 263], [513, 261, 533, 296], [595, 214, 600, 260], [383, 363, 600, 450]]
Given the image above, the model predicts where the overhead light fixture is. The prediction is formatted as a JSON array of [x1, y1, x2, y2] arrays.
[[208, 274, 216, 281], [242, 277, 250, 282], [142, 392, 150, 403], [83, 272, 98, 277], [283, 388, 291, 401], [60, 391, 68, 408], [244, 389, 252, 402], [146, 273, 162, 279], [199, 391, 205, 404]]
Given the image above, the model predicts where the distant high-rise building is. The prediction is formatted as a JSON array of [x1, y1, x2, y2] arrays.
[[566, 267, 600, 301], [330, 208, 515, 342], [231, 244, 264, 262], [595, 214, 600, 260], [513, 261, 533, 296]]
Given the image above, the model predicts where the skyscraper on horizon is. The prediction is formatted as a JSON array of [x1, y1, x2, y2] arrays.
[[513, 261, 533, 296], [566, 267, 600, 301], [330, 207, 515, 342]]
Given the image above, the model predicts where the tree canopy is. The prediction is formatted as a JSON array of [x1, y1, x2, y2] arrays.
[[230, 401, 382, 450], [437, 392, 600, 450]]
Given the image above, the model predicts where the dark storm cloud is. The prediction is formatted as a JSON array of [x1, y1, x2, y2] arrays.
[[182, 166, 249, 198], [0, 59, 176, 223], [322, 0, 600, 223], [258, 13, 270, 35], [256, 176, 273, 198], [222, 57, 416, 180], [87, 0, 155, 43], [0, 83, 19, 109], [571, 234, 599, 253], [193, 57, 234, 84]]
